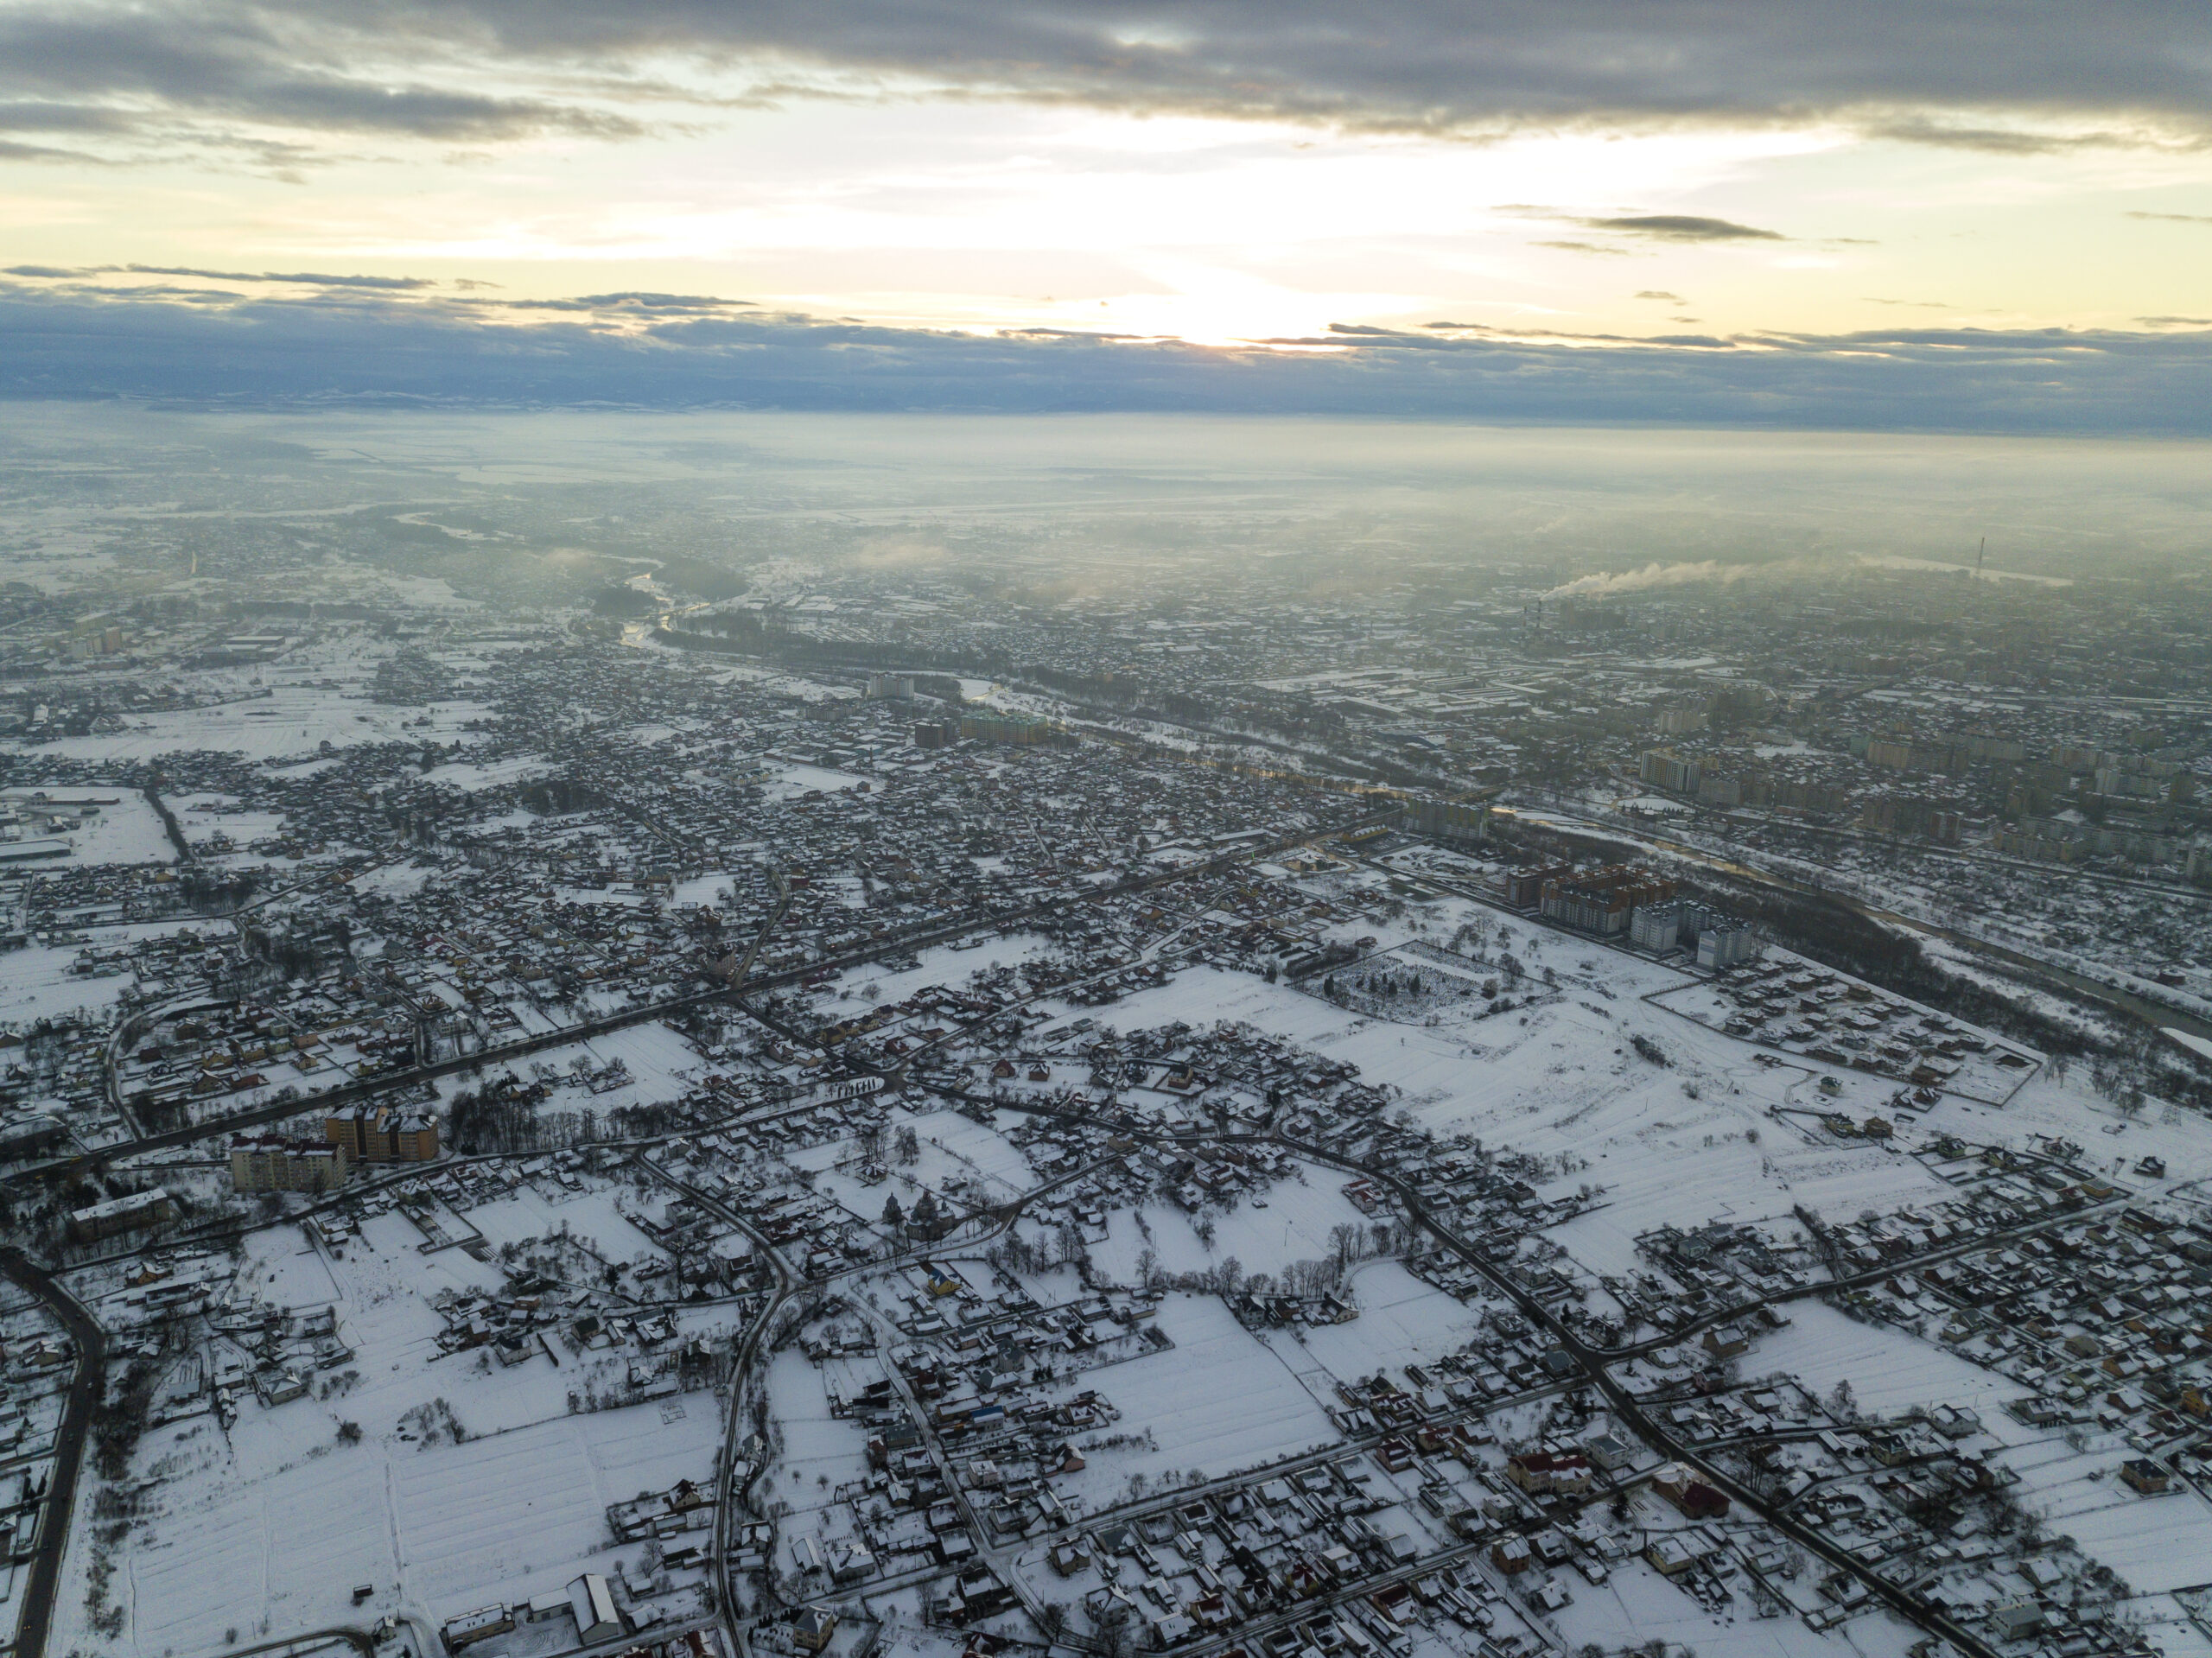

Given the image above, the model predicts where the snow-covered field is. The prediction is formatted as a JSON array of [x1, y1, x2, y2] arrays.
[[1, 790, 175, 865], [1292, 1259, 1487, 1379], [1038, 1293, 1342, 1507], [51, 1208, 724, 1656]]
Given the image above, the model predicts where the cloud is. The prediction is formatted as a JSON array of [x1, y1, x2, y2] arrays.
[[499, 291, 756, 314], [6, 263, 432, 289], [1849, 114, 2194, 153], [2127, 210, 2212, 224], [0, 8, 651, 157], [1535, 239, 1635, 256], [130, 264, 434, 289], [1578, 214, 1784, 241], [1, 280, 2209, 437], [0, 136, 108, 162], [2, 0, 2210, 167], [1635, 290, 1684, 302]]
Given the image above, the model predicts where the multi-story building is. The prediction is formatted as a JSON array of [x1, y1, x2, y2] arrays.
[[1499, 862, 1573, 909], [1541, 866, 1676, 937], [958, 711, 1063, 746], [1407, 797, 1486, 844], [230, 1134, 348, 1193], [1637, 901, 1681, 955], [1638, 749, 1700, 796], [324, 1104, 440, 1164], [1697, 924, 1764, 970], [67, 1187, 177, 1242]]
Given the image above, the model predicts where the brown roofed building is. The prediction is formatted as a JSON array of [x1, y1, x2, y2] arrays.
[[325, 1104, 439, 1163]]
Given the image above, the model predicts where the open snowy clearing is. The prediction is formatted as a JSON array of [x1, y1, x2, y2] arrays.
[[1035, 1293, 1340, 1508]]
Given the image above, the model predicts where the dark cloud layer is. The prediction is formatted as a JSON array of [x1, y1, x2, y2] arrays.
[[1580, 215, 1784, 242], [5, 263, 435, 288], [2, 283, 2207, 438], [0, 0, 2208, 160]]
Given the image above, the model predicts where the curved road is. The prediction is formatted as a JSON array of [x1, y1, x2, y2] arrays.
[[0, 1248, 109, 1658]]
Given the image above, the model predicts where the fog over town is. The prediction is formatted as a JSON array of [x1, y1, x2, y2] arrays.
[[4, 0, 2212, 1648], [0, 400, 2205, 1658]]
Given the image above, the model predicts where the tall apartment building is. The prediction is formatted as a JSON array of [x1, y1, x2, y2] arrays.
[[230, 1134, 348, 1193], [1407, 797, 1487, 845], [324, 1104, 440, 1164], [1540, 866, 1677, 937], [1499, 863, 1574, 909], [1697, 924, 1764, 970], [1638, 749, 1701, 796], [958, 711, 1062, 746]]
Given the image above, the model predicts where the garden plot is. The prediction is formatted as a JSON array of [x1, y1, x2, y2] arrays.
[[1548, 1544, 1909, 1658], [1549, 1114, 1944, 1286], [37, 690, 494, 765], [84, 1397, 721, 1658], [1649, 962, 2040, 1109], [1121, 961, 1954, 1265], [463, 1179, 666, 1274], [836, 931, 1062, 1007], [2004, 1437, 2212, 1596], [764, 761, 872, 801], [54, 1207, 722, 1657], [0, 942, 139, 1023], [169, 791, 287, 848], [1085, 1171, 1373, 1286], [1726, 1299, 2032, 1427], [1929, 1065, 2212, 1188], [763, 1349, 878, 1537], [422, 754, 553, 791], [348, 861, 438, 899], [1034, 1293, 1340, 1507], [493, 1022, 704, 1114], [880, 1106, 1040, 1204], [1292, 1259, 1489, 1380]]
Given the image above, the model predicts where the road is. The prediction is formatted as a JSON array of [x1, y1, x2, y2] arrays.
[[30, 803, 1399, 1185], [1492, 802, 2212, 1045], [864, 1069, 2035, 1658], [48, 1009, 2064, 1658], [0, 1248, 110, 1658], [664, 832, 2180, 1658], [40, 798, 2085, 1658], [1264, 1128, 2011, 1658]]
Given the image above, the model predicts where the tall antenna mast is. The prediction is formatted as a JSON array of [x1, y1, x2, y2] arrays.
[[1976, 537, 1986, 577]]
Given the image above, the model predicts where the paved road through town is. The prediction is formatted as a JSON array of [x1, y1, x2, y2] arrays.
[[0, 1248, 109, 1658]]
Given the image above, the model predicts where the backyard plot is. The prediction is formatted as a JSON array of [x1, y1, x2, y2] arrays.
[[1036, 1293, 1341, 1508]]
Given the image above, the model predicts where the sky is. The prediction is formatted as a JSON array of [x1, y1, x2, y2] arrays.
[[2, 0, 2210, 429]]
